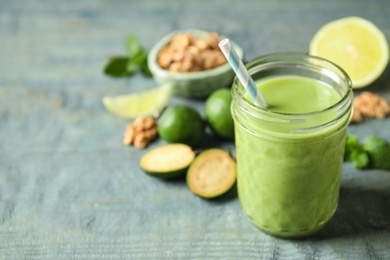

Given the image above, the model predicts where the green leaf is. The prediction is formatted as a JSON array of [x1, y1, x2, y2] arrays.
[[344, 134, 361, 161], [126, 35, 142, 57], [126, 58, 139, 75], [132, 48, 152, 77], [103, 57, 130, 78], [134, 48, 147, 61], [363, 135, 390, 170], [140, 59, 152, 77], [350, 150, 370, 169], [103, 35, 152, 79], [135, 49, 152, 77]]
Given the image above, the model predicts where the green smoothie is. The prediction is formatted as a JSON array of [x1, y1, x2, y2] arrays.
[[255, 76, 340, 113], [234, 75, 350, 238]]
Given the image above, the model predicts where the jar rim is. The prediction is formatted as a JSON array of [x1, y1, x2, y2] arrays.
[[232, 52, 353, 117]]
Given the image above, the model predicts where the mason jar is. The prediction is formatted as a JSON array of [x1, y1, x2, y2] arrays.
[[231, 53, 353, 238]]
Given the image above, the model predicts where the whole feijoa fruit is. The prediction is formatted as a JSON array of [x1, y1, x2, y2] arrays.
[[157, 105, 205, 147], [205, 88, 234, 139]]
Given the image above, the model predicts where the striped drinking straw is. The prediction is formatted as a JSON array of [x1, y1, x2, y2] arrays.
[[219, 39, 268, 108]]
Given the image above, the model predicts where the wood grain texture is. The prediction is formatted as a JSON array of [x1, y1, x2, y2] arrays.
[[0, 0, 390, 258]]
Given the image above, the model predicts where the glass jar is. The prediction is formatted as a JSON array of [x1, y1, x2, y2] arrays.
[[231, 53, 353, 238]]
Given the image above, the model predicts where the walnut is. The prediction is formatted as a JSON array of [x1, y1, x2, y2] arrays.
[[205, 32, 220, 49], [157, 46, 172, 68], [194, 39, 208, 51], [123, 117, 158, 148], [157, 32, 227, 73], [350, 91, 390, 123], [171, 34, 191, 48], [351, 105, 364, 123]]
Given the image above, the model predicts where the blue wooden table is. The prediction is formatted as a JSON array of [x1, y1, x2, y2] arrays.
[[1, 0, 390, 258]]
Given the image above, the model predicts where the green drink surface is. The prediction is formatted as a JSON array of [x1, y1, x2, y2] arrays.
[[249, 76, 340, 113]]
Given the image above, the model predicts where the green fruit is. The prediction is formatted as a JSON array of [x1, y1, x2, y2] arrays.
[[157, 105, 205, 147], [205, 88, 234, 139], [139, 144, 195, 179], [187, 148, 236, 199]]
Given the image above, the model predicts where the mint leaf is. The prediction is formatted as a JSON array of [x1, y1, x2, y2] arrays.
[[104, 57, 129, 78], [363, 135, 390, 170], [350, 150, 370, 169], [132, 48, 152, 78], [344, 134, 361, 161], [140, 61, 152, 77], [133, 48, 148, 64], [104, 35, 152, 78], [126, 35, 142, 57], [126, 58, 139, 75]]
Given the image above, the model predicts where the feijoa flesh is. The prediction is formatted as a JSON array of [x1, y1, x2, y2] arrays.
[[187, 149, 236, 198], [140, 144, 195, 179]]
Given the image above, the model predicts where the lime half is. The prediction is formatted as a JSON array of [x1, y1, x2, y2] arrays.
[[102, 83, 173, 120], [309, 17, 389, 88]]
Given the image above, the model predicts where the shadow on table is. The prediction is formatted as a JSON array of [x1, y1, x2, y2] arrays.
[[198, 130, 235, 151], [207, 182, 238, 203], [313, 187, 390, 239]]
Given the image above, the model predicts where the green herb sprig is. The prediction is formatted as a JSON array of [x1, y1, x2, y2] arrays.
[[344, 134, 390, 171], [103, 35, 152, 78]]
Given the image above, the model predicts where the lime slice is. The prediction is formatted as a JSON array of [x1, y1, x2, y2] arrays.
[[309, 17, 389, 89], [102, 83, 173, 120]]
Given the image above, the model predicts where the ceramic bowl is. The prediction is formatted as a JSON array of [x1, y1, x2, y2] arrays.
[[147, 29, 244, 98]]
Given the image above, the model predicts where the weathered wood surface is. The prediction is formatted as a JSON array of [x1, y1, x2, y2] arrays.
[[0, 0, 390, 258]]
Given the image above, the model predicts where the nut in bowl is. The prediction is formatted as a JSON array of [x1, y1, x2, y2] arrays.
[[148, 29, 244, 98]]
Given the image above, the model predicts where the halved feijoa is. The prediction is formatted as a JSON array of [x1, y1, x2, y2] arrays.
[[187, 149, 236, 198], [139, 144, 195, 179]]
